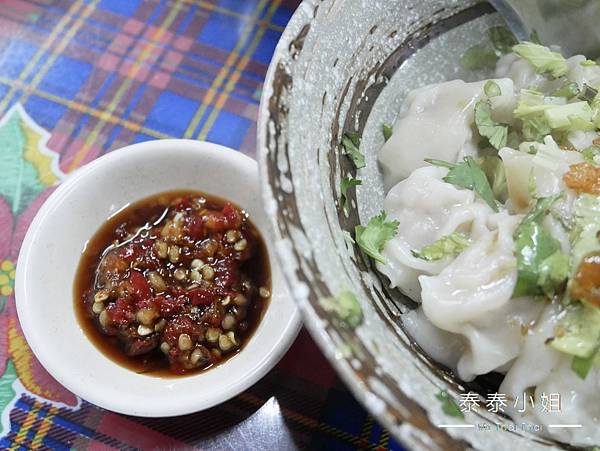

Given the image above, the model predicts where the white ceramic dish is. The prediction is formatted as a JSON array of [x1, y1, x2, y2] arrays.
[[15, 139, 301, 417]]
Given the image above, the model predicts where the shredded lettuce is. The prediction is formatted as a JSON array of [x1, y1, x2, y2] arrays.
[[341, 132, 366, 169], [355, 211, 399, 264], [319, 291, 363, 327], [544, 101, 593, 129], [522, 115, 552, 142], [582, 145, 600, 166], [512, 42, 569, 77], [552, 82, 580, 99], [550, 302, 600, 359], [550, 194, 600, 378], [513, 194, 566, 298], [515, 99, 593, 136], [412, 233, 469, 261], [537, 250, 570, 298]]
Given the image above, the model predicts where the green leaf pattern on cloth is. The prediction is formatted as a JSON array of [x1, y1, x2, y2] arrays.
[[0, 360, 17, 435], [0, 105, 63, 215]]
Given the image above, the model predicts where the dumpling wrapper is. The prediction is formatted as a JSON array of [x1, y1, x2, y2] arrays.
[[379, 78, 516, 190]]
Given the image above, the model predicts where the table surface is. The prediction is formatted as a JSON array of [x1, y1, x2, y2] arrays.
[[0, 1, 407, 449]]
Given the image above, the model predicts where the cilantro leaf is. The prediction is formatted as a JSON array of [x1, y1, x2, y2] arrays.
[[382, 123, 393, 142], [427, 157, 499, 212], [488, 26, 518, 54], [484, 80, 501, 98], [340, 176, 362, 212], [512, 42, 568, 78], [529, 29, 543, 45], [513, 194, 564, 297], [435, 390, 464, 418], [460, 45, 498, 71], [319, 291, 363, 328], [582, 145, 600, 166], [572, 353, 596, 379], [341, 132, 366, 169], [412, 233, 469, 261], [355, 211, 399, 264], [479, 155, 508, 201], [474, 100, 508, 150], [537, 250, 570, 297]]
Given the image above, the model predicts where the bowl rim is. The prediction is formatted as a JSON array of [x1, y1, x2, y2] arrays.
[[256, 2, 503, 450], [15, 138, 302, 417]]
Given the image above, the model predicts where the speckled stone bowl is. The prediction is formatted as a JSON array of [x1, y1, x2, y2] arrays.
[[258, 1, 569, 450]]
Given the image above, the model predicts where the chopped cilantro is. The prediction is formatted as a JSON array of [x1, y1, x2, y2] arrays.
[[488, 26, 518, 54], [426, 157, 499, 212], [382, 123, 393, 142], [479, 155, 508, 201], [529, 29, 543, 45], [474, 100, 508, 150], [460, 26, 516, 72], [484, 80, 501, 98], [340, 176, 362, 212], [581, 59, 597, 67], [341, 132, 366, 169], [355, 211, 399, 264], [460, 45, 498, 71], [512, 42, 568, 78], [572, 352, 597, 379], [513, 194, 565, 297], [436, 390, 464, 418], [319, 291, 363, 328], [412, 233, 469, 261]]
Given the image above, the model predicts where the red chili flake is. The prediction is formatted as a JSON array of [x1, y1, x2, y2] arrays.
[[213, 258, 240, 289], [155, 295, 186, 317], [188, 288, 215, 306], [222, 203, 242, 229], [117, 244, 142, 261], [106, 298, 135, 326], [186, 214, 205, 241], [163, 315, 200, 345], [129, 270, 152, 301], [174, 196, 192, 211]]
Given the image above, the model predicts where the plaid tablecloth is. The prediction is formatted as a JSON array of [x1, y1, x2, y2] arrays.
[[0, 1, 405, 449]]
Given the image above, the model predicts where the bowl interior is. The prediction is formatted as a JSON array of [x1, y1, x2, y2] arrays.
[[16, 139, 300, 417], [259, 1, 564, 449]]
